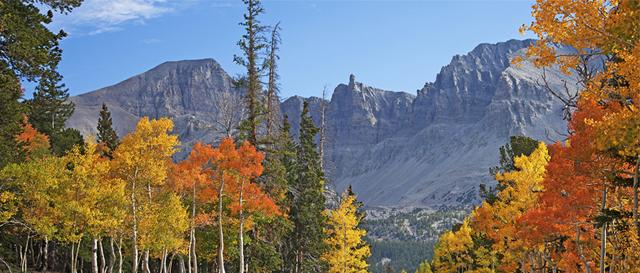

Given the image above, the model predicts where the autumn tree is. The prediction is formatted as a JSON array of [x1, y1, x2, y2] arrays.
[[111, 117, 179, 273], [0, 155, 66, 272], [322, 190, 371, 273], [482, 136, 539, 204], [16, 118, 50, 160], [414, 261, 432, 273], [171, 142, 219, 273], [432, 220, 474, 273], [61, 143, 126, 273], [518, 0, 640, 270]]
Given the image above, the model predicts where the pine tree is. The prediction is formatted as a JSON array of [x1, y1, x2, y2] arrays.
[[1, 0, 81, 166], [0, 85, 25, 167], [234, 0, 268, 145], [27, 69, 83, 155], [97, 103, 119, 157], [286, 101, 328, 273]]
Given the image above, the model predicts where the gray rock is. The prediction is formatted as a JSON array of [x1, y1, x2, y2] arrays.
[[67, 40, 575, 209]]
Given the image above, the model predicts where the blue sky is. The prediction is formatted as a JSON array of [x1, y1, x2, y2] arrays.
[[51, 0, 536, 99]]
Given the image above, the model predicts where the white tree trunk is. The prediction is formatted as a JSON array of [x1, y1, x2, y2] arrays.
[[218, 172, 226, 273], [92, 238, 99, 273]]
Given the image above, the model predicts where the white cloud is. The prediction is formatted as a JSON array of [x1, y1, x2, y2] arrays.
[[54, 0, 193, 35]]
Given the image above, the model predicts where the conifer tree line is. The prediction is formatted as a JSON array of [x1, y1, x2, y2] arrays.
[[0, 1, 372, 273]]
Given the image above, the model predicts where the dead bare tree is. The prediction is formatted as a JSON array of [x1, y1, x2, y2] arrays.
[[319, 86, 327, 170], [266, 22, 282, 139], [213, 90, 247, 139], [535, 51, 601, 121]]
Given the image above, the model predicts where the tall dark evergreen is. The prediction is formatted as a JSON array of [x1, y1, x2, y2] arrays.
[[28, 70, 73, 134], [96, 103, 119, 157], [0, 87, 25, 168], [249, 116, 296, 273], [285, 102, 328, 273], [1, 0, 81, 166], [27, 70, 83, 155], [234, 0, 268, 145]]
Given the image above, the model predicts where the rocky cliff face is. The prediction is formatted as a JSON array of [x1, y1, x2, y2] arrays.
[[280, 39, 573, 208], [68, 58, 242, 155], [67, 39, 574, 208]]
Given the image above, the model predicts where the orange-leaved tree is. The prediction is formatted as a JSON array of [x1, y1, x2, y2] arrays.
[[207, 138, 280, 273], [170, 142, 219, 273]]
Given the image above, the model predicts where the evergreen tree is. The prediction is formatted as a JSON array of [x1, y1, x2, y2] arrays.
[[28, 70, 73, 135], [346, 185, 366, 222], [50, 128, 84, 156], [286, 102, 328, 273], [97, 103, 119, 157], [27, 69, 82, 155], [0, 85, 25, 168], [234, 0, 268, 145], [1, 0, 81, 166], [249, 116, 296, 273]]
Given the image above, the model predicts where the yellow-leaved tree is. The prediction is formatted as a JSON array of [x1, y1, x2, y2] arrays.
[[431, 143, 550, 273], [111, 117, 182, 273], [60, 142, 126, 273], [472, 142, 550, 272], [322, 189, 371, 273], [432, 220, 474, 273]]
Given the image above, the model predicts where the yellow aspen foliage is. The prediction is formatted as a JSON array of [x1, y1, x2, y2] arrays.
[[322, 192, 371, 273], [0, 155, 66, 240], [432, 220, 474, 273], [414, 260, 432, 273], [472, 143, 549, 271], [111, 117, 179, 192], [111, 117, 180, 270], [138, 192, 189, 256], [60, 142, 126, 242]]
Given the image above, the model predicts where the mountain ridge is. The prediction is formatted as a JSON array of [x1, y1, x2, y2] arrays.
[[66, 39, 573, 208]]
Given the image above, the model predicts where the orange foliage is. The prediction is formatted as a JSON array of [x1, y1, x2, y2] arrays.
[[517, 99, 625, 272], [171, 138, 280, 226], [16, 117, 50, 158]]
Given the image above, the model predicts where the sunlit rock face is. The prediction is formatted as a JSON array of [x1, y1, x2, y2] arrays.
[[68, 39, 573, 208], [283, 39, 572, 208], [68, 58, 243, 156]]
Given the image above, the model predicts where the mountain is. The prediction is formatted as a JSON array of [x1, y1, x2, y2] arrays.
[[67, 39, 574, 209], [68, 58, 242, 157], [281, 39, 573, 208]]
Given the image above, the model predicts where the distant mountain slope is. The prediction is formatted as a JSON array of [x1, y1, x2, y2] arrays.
[[67, 39, 574, 208]]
